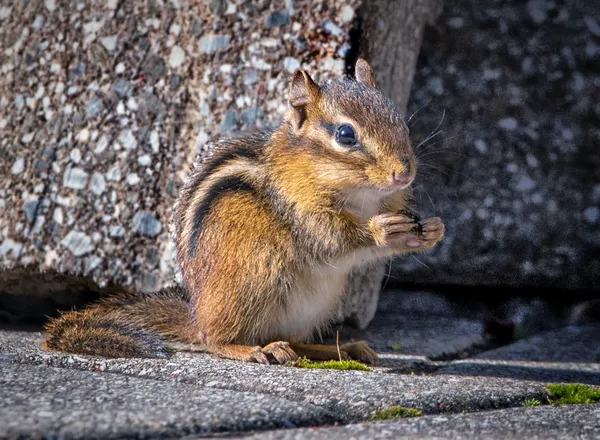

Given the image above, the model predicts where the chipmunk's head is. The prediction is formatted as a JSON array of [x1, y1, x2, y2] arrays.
[[285, 59, 416, 194]]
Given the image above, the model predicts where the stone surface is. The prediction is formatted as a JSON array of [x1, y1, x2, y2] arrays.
[[0, 331, 549, 423], [3, 326, 599, 438], [329, 290, 485, 361], [0, 0, 359, 293], [395, 0, 600, 290], [438, 358, 600, 386], [438, 325, 600, 385], [244, 404, 600, 440], [1, 290, 597, 438], [0, 362, 331, 439], [475, 324, 600, 363]]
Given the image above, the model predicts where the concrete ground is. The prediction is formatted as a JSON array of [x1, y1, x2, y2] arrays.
[[1, 290, 599, 439]]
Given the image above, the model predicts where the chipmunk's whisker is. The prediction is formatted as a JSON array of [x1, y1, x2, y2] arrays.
[[414, 109, 446, 150], [411, 255, 431, 270], [405, 97, 433, 126]]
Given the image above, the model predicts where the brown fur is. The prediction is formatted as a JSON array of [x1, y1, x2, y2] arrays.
[[44, 286, 192, 358], [41, 59, 444, 364]]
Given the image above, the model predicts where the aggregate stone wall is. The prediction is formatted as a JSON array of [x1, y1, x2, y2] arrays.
[[0, 0, 358, 291], [2, 0, 598, 294], [395, 0, 600, 290]]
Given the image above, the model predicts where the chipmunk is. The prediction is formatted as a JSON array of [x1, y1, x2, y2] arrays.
[[42, 59, 445, 364]]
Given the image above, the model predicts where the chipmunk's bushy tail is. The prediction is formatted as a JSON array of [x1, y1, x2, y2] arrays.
[[44, 286, 195, 358]]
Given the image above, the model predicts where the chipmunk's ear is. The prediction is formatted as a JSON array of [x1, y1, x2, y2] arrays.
[[288, 69, 320, 129], [355, 58, 376, 87]]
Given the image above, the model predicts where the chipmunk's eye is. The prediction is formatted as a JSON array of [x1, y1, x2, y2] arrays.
[[335, 124, 357, 146]]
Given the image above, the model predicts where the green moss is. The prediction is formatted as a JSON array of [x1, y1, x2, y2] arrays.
[[369, 406, 423, 421], [290, 357, 372, 372], [390, 343, 403, 351], [522, 399, 541, 407], [547, 383, 600, 406]]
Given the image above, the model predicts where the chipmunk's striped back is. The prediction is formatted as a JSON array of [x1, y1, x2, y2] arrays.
[[173, 132, 273, 274]]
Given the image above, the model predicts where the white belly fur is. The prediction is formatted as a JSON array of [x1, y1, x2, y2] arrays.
[[274, 248, 381, 342], [274, 188, 388, 342]]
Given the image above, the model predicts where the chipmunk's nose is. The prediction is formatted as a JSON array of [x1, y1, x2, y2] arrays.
[[391, 170, 414, 189]]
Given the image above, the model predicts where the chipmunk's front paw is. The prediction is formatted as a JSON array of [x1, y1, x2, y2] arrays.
[[419, 217, 445, 249], [369, 212, 424, 253], [368, 212, 421, 248], [340, 341, 378, 365], [369, 212, 444, 253]]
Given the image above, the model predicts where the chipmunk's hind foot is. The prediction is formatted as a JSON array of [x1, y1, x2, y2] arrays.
[[208, 341, 298, 364], [340, 341, 378, 364], [290, 341, 378, 365]]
